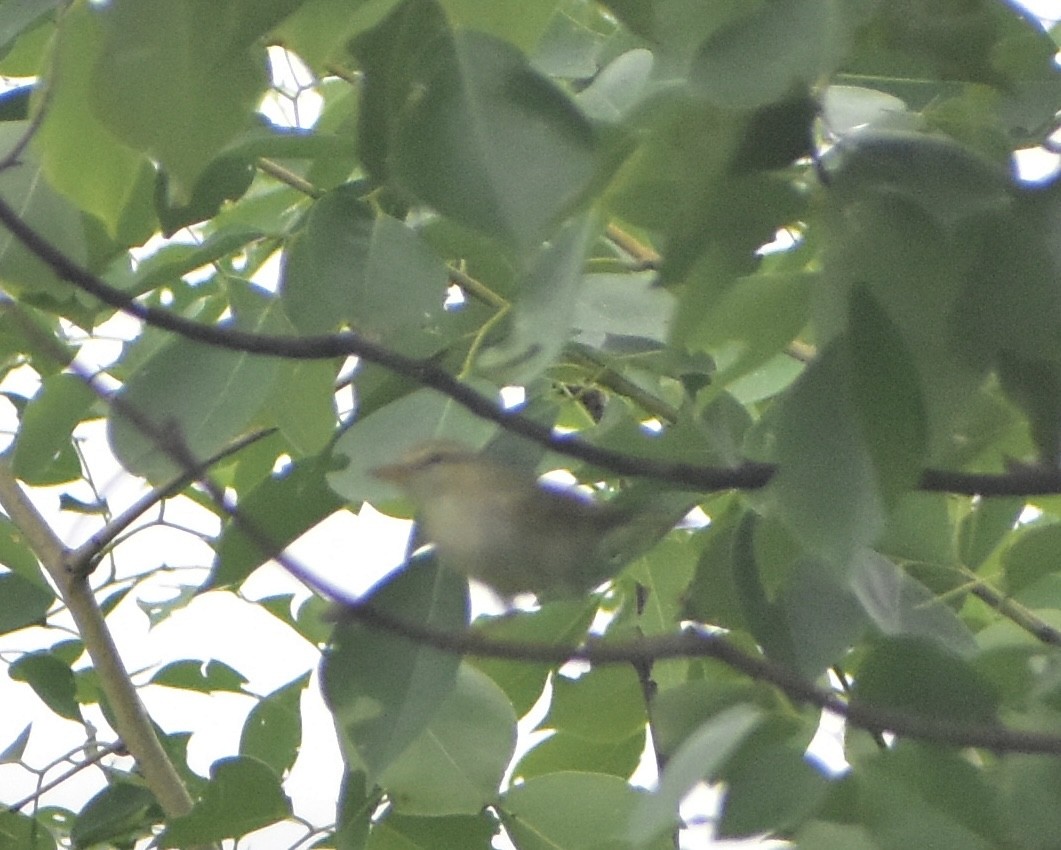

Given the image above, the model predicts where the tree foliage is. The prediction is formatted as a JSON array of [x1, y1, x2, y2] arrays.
[[0, 0, 1060, 848]]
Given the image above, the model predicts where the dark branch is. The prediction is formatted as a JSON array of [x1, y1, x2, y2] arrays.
[[0, 193, 1060, 497], [329, 600, 1061, 756], [29, 319, 1061, 758]]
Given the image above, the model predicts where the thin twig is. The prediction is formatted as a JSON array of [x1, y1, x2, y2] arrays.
[[0, 83, 50, 173], [256, 158, 324, 198], [0, 462, 198, 819], [968, 580, 1061, 646], [65, 427, 277, 576], [7, 741, 127, 813]]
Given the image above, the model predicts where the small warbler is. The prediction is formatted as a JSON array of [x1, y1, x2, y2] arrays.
[[373, 440, 690, 598]]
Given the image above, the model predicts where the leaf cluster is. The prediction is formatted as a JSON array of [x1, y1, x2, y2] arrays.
[[0, 0, 1060, 848]]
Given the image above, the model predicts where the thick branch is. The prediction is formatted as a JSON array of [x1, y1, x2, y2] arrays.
[[0, 462, 196, 818]]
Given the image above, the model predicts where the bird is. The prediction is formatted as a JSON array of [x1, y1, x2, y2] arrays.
[[372, 439, 692, 599]]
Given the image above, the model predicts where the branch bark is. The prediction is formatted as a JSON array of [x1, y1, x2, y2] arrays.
[[0, 461, 196, 819]]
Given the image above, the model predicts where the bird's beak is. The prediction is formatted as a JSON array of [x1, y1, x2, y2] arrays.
[[371, 461, 412, 484]]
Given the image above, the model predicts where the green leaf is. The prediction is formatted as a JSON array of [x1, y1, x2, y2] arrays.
[[683, 499, 747, 630], [0, 1, 60, 60], [502, 771, 669, 850], [627, 533, 701, 643], [10, 372, 95, 485], [778, 556, 869, 678], [631, 705, 763, 845], [155, 154, 256, 236], [129, 225, 265, 294], [845, 287, 927, 503], [470, 599, 595, 716], [38, 3, 156, 241], [958, 497, 1023, 571], [771, 344, 884, 566], [0, 302, 75, 376], [240, 674, 309, 778], [573, 270, 674, 346], [546, 665, 645, 743], [690, 0, 856, 109], [576, 49, 654, 124], [71, 782, 159, 850], [351, 0, 450, 185], [9, 651, 81, 721], [0, 723, 31, 764], [477, 212, 598, 383], [137, 585, 198, 628], [150, 659, 248, 693], [853, 636, 998, 724], [271, 0, 399, 69], [208, 454, 345, 589], [1000, 754, 1061, 850], [796, 821, 878, 850], [718, 741, 830, 838], [107, 314, 280, 483], [379, 663, 516, 815], [0, 515, 50, 589], [730, 512, 798, 668], [334, 769, 375, 850], [849, 549, 977, 657], [691, 269, 814, 391], [0, 809, 57, 850], [159, 756, 292, 847], [439, 0, 556, 52], [822, 85, 911, 136], [322, 557, 468, 782], [0, 123, 88, 298], [827, 130, 1011, 227], [267, 359, 338, 456], [859, 744, 1000, 850], [280, 185, 447, 335], [1003, 523, 1061, 596], [515, 728, 645, 781], [91, 0, 272, 201], [369, 811, 498, 849], [392, 25, 597, 252], [0, 573, 52, 636]]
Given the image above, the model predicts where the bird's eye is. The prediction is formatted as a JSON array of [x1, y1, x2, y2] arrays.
[[423, 451, 447, 467]]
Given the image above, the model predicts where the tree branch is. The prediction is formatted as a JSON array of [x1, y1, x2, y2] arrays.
[[8, 741, 126, 813], [0, 462, 197, 819], [65, 427, 276, 576], [968, 579, 1061, 647], [0, 193, 1060, 497], [327, 601, 1061, 756], [132, 420, 1061, 758], [28, 323, 1061, 760]]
